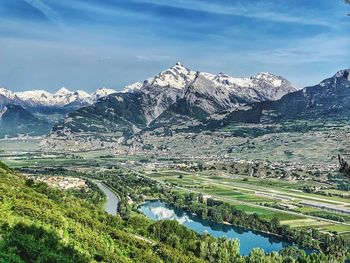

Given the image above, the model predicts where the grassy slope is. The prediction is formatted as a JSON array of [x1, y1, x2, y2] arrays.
[[0, 163, 203, 263]]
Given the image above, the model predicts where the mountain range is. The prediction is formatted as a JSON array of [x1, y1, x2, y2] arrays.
[[2, 63, 349, 148], [45, 64, 350, 152], [0, 87, 117, 109], [0, 87, 117, 138], [46, 63, 298, 145]]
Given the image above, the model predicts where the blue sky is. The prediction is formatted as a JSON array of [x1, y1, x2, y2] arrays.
[[0, 0, 349, 92]]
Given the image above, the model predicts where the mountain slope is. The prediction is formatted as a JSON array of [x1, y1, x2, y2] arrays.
[[52, 92, 148, 138], [219, 69, 350, 126], [263, 69, 350, 121], [0, 104, 51, 138]]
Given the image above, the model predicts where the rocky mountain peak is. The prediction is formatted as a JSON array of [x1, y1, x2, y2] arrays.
[[74, 90, 90, 98], [150, 62, 197, 90], [0, 87, 13, 97], [91, 87, 117, 100], [123, 82, 143, 93], [255, 72, 275, 78], [254, 72, 284, 87], [334, 69, 350, 80], [55, 87, 72, 96], [175, 61, 184, 67]]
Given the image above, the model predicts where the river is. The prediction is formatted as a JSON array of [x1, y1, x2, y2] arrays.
[[96, 183, 309, 256], [96, 182, 119, 216], [139, 200, 304, 256]]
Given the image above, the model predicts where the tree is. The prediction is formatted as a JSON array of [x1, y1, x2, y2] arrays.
[[228, 239, 240, 259], [269, 217, 281, 233], [248, 248, 266, 263], [0, 223, 88, 263], [167, 233, 181, 249], [199, 238, 209, 259], [217, 243, 229, 263], [208, 242, 219, 262], [198, 193, 204, 204], [338, 154, 350, 176]]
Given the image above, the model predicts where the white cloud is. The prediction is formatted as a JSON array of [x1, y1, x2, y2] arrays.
[[138, 0, 335, 27], [23, 0, 64, 27]]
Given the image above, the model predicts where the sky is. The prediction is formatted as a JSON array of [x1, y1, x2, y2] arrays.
[[0, 0, 349, 92]]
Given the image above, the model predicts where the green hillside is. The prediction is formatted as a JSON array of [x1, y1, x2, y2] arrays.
[[0, 163, 202, 263]]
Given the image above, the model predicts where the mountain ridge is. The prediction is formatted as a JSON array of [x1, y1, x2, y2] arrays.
[[42, 66, 350, 152], [43, 63, 298, 148], [0, 87, 118, 109]]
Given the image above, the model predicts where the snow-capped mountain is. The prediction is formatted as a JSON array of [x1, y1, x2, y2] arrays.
[[0, 86, 118, 138], [260, 68, 350, 121], [124, 62, 296, 103], [0, 87, 117, 109], [215, 68, 350, 127], [91, 87, 118, 101], [119, 62, 297, 122], [48, 63, 297, 141], [146, 62, 197, 90]]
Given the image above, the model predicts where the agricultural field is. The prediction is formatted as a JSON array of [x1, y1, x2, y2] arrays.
[[143, 168, 350, 236], [0, 138, 41, 153]]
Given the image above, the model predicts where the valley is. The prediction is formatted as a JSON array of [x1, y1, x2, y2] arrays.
[[1, 64, 350, 262], [1, 1, 349, 262], [1, 131, 349, 261]]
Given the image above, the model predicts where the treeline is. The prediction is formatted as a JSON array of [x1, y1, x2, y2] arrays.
[[145, 219, 343, 263], [149, 220, 242, 262], [305, 211, 347, 223]]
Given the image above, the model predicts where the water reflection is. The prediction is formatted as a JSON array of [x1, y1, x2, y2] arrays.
[[139, 200, 299, 255]]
